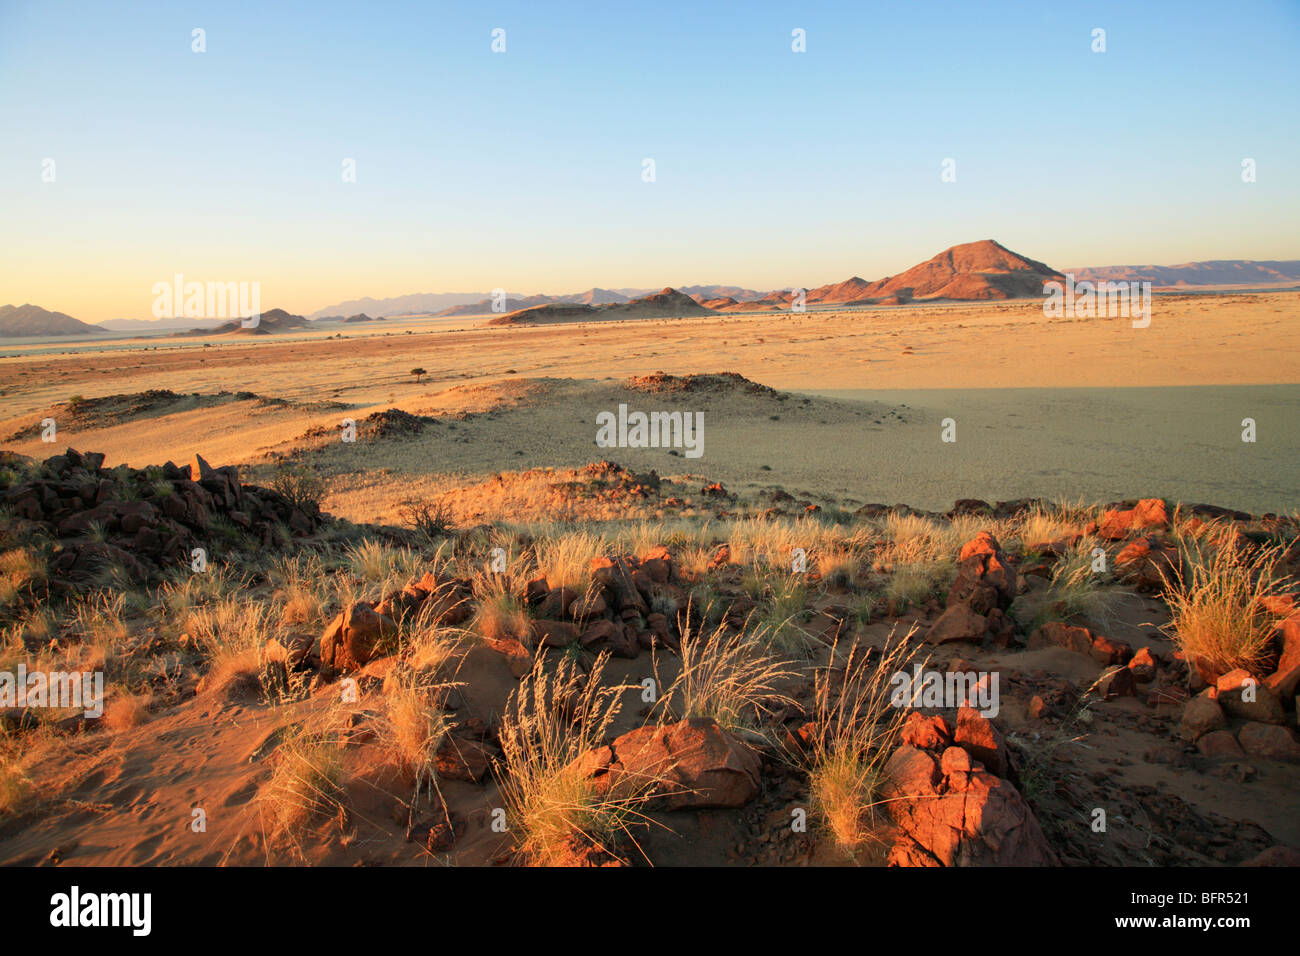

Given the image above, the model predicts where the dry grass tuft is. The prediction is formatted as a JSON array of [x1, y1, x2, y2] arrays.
[[798, 632, 923, 856], [657, 618, 799, 735], [495, 654, 650, 865], [1160, 541, 1292, 677]]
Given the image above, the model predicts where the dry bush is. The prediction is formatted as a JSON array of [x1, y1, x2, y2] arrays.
[[381, 668, 453, 805], [799, 632, 923, 855], [1160, 541, 1292, 677], [533, 531, 603, 593], [495, 655, 650, 865], [263, 726, 347, 840], [656, 617, 798, 735], [102, 691, 153, 732]]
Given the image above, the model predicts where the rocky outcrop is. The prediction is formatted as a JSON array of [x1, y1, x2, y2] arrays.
[[883, 744, 1058, 866]]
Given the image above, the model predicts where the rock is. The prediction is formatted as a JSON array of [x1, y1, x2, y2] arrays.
[[1089, 634, 1133, 666], [1241, 845, 1300, 867], [1216, 669, 1286, 724], [927, 604, 991, 644], [1180, 694, 1227, 741], [953, 706, 1009, 778], [1027, 695, 1049, 720], [1264, 617, 1300, 700], [947, 532, 1017, 611], [1195, 730, 1245, 758], [1115, 536, 1178, 590], [901, 711, 953, 750], [1128, 646, 1158, 682], [434, 736, 493, 782], [188, 453, 215, 481], [1095, 665, 1135, 699], [527, 619, 580, 649], [573, 717, 761, 810], [1096, 498, 1170, 540], [706, 544, 731, 571], [883, 745, 1058, 866], [483, 637, 532, 679], [1028, 621, 1095, 655], [339, 602, 396, 669], [1237, 722, 1300, 762]]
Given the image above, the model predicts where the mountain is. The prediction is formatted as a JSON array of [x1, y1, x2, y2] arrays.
[[98, 316, 232, 332], [572, 288, 631, 305], [439, 294, 566, 317], [488, 288, 715, 325], [1067, 259, 1300, 288], [307, 292, 487, 319], [170, 308, 311, 336], [853, 239, 1063, 302], [807, 276, 872, 304], [0, 304, 104, 337]]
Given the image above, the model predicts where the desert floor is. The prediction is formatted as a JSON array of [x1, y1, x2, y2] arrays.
[[1, 292, 1296, 518]]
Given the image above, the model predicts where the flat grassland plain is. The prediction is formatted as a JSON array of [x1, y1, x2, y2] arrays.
[[1, 293, 1296, 520]]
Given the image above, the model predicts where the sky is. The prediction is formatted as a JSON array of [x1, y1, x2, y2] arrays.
[[2, 0, 1298, 321]]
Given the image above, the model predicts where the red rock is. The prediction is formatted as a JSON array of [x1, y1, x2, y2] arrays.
[[483, 636, 533, 679], [1241, 846, 1300, 867], [1115, 536, 1178, 589], [953, 706, 1009, 778], [901, 711, 953, 750], [1128, 646, 1157, 682], [1217, 669, 1286, 724], [1028, 621, 1095, 655], [883, 745, 1058, 867], [1027, 695, 1049, 719], [1090, 634, 1133, 666], [1097, 498, 1170, 540], [1264, 617, 1300, 700], [927, 604, 991, 644], [573, 717, 761, 810], [434, 736, 493, 782], [1237, 722, 1300, 762], [578, 619, 619, 648], [1095, 665, 1135, 699]]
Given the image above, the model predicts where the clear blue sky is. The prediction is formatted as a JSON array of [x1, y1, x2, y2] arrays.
[[2, 0, 1298, 319]]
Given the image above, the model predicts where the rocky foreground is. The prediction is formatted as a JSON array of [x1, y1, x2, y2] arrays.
[[0, 450, 1298, 866]]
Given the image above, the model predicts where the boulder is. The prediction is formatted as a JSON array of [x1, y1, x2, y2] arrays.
[[882, 745, 1058, 866], [1216, 669, 1286, 724], [1195, 730, 1245, 758], [1180, 694, 1227, 742], [573, 717, 761, 810], [953, 706, 1010, 778], [1237, 722, 1300, 763], [1096, 498, 1170, 540], [901, 711, 953, 751]]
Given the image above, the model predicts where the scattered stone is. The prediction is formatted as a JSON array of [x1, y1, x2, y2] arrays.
[[1180, 694, 1227, 742]]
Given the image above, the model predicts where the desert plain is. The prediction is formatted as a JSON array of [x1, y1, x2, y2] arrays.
[[0, 289, 1298, 868]]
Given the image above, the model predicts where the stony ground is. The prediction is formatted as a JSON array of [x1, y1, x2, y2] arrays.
[[0, 448, 1298, 867]]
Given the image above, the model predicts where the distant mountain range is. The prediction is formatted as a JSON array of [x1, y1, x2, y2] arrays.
[[487, 288, 713, 325], [167, 308, 312, 337], [0, 304, 104, 337], [1067, 260, 1300, 287], [6, 250, 1298, 339]]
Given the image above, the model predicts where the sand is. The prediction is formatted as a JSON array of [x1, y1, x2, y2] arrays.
[[1, 292, 1296, 520]]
